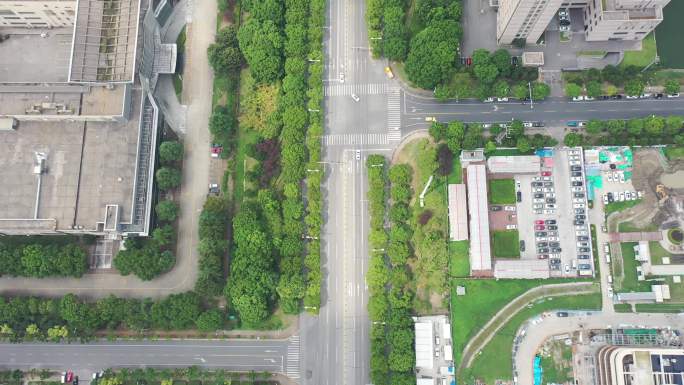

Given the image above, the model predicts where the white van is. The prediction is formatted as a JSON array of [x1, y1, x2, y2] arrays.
[[605, 254, 611, 264], [604, 244, 610, 254], [608, 275, 613, 284], [571, 260, 577, 270]]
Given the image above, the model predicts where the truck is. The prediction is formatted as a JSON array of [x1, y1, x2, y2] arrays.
[[566, 121, 579, 127]]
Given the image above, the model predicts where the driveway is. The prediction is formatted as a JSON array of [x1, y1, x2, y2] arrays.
[[0, 0, 215, 299]]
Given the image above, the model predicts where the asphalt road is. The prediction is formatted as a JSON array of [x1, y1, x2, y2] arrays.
[[402, 93, 684, 128], [0, 339, 295, 380]]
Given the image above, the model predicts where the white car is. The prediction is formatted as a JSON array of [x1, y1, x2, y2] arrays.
[[546, 193, 556, 198], [612, 171, 618, 181], [624, 191, 632, 200], [544, 188, 554, 193], [533, 176, 542, 181], [570, 160, 581, 166], [619, 192, 625, 201], [585, 96, 595, 101], [542, 176, 552, 181], [603, 195, 609, 205], [504, 206, 516, 211], [574, 203, 586, 208], [571, 176, 583, 182], [534, 209, 543, 215], [572, 186, 584, 192], [498, 97, 509, 102], [506, 224, 517, 230], [641, 93, 652, 98], [339, 72, 345, 83], [483, 123, 492, 129], [351, 93, 360, 102], [637, 191, 643, 199], [668, 93, 680, 98], [573, 198, 584, 203], [626, 94, 639, 99], [576, 230, 588, 236], [523, 121, 533, 128], [355, 150, 361, 160], [573, 96, 585, 101], [534, 198, 545, 204], [484, 97, 495, 103], [619, 173, 625, 183], [607, 173, 614, 182], [544, 209, 555, 214], [534, 188, 543, 193]]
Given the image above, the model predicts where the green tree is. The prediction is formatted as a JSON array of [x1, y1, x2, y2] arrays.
[[156, 167, 182, 190], [512, 83, 528, 100], [516, 137, 531, 153], [586, 81, 602, 98], [665, 116, 684, 135], [624, 79, 644, 96], [484, 140, 497, 155], [491, 49, 512, 77], [665, 79, 680, 95], [152, 225, 176, 247], [493, 80, 510, 98], [155, 200, 179, 222], [405, 22, 461, 89], [445, 121, 466, 152], [158, 141, 184, 164], [585, 119, 603, 135], [207, 26, 244, 75], [627, 118, 644, 136], [195, 309, 224, 332], [508, 120, 524, 138], [473, 63, 499, 85], [209, 106, 236, 138], [532, 82, 550, 100], [46, 325, 68, 341], [429, 122, 446, 142], [565, 83, 582, 98], [644, 115, 665, 136], [237, 19, 283, 84], [564, 132, 583, 147], [605, 84, 618, 96]]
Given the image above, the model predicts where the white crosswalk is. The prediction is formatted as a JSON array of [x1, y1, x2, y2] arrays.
[[321, 133, 389, 146], [286, 335, 300, 380], [387, 87, 401, 130], [324, 83, 390, 96], [387, 130, 402, 141]]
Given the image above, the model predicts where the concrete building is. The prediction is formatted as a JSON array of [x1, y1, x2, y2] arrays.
[[497, 0, 564, 45], [414, 315, 455, 385], [466, 164, 492, 276], [0, 0, 75, 28], [0, 0, 177, 237], [584, 0, 671, 41], [447, 184, 468, 241], [596, 346, 684, 385], [487, 155, 541, 174]]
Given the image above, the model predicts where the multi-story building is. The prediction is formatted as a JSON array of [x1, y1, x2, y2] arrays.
[[584, 0, 671, 41], [496, 0, 670, 44], [0, 0, 75, 28], [497, 0, 565, 45], [596, 346, 684, 385]]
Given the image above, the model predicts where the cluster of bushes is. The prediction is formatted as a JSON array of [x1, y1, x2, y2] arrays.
[[436, 48, 547, 101], [195, 196, 230, 297], [114, 140, 184, 281], [429, 119, 557, 155], [366, 156, 416, 385], [0, 239, 87, 278], [207, 25, 242, 154], [564, 115, 684, 147], [0, 292, 225, 342], [367, 0, 409, 60], [303, 0, 326, 312], [564, 65, 681, 98]]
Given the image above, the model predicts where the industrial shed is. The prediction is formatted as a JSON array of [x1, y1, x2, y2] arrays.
[[447, 184, 468, 241], [466, 164, 492, 275], [487, 155, 541, 174], [415, 322, 434, 370]]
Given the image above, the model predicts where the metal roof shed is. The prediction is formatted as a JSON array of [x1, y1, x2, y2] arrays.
[[466, 164, 492, 274], [448, 184, 468, 241], [487, 155, 541, 174], [415, 322, 434, 369]]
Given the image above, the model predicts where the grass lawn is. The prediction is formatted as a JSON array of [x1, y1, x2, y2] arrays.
[[618, 242, 651, 292], [450, 279, 552, 366], [492, 230, 520, 258], [488, 178, 516, 205], [656, 0, 684, 68], [172, 27, 187, 99], [649, 241, 672, 265], [614, 303, 633, 313], [665, 146, 684, 160], [618, 220, 658, 232], [591, 224, 600, 276], [604, 199, 642, 215], [635, 303, 684, 313], [664, 276, 684, 302], [540, 342, 574, 385], [449, 241, 470, 277], [490, 148, 524, 157], [448, 156, 462, 184], [620, 33, 656, 68], [461, 293, 602, 385]]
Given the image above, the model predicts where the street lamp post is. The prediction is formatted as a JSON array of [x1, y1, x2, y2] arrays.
[[528, 81, 534, 110]]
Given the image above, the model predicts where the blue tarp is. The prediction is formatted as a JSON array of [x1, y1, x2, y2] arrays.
[[534, 355, 543, 385], [536, 149, 554, 158]]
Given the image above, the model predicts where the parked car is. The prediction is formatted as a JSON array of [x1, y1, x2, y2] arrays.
[[538, 254, 549, 259], [578, 254, 590, 260], [579, 247, 591, 253], [491, 205, 502, 211], [384, 66, 394, 79], [535, 225, 545, 230], [578, 264, 591, 270], [542, 171, 552, 176], [506, 224, 517, 230], [535, 219, 545, 225], [577, 236, 589, 241], [547, 225, 558, 230], [572, 181, 583, 187], [517, 191, 522, 202], [557, 311, 569, 317], [545, 219, 557, 225], [535, 231, 547, 237], [534, 193, 544, 199], [551, 247, 562, 253]]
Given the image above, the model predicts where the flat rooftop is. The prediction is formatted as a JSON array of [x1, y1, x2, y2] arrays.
[[0, 89, 141, 233], [0, 29, 73, 83], [0, 84, 127, 117]]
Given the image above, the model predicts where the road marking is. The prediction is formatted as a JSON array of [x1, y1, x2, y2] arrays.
[[322, 133, 389, 145], [387, 87, 401, 130], [324, 83, 390, 96]]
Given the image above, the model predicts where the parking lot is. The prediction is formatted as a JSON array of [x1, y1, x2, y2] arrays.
[[514, 148, 593, 277]]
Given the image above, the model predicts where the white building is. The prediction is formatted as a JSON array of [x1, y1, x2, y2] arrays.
[[497, 0, 564, 45], [447, 184, 468, 241], [466, 164, 492, 275], [415, 322, 435, 370], [0, 0, 75, 28], [487, 155, 541, 174], [584, 0, 671, 41]]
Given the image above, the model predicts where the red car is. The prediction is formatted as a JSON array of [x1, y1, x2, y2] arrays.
[[535, 225, 545, 230], [535, 219, 545, 225], [466, 57, 472, 66], [537, 254, 549, 259], [541, 171, 552, 176], [66, 372, 74, 383]]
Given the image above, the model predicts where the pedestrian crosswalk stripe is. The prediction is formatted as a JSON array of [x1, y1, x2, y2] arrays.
[[321, 133, 390, 146], [387, 130, 402, 141], [324, 83, 390, 96], [286, 335, 300, 380], [387, 87, 401, 131]]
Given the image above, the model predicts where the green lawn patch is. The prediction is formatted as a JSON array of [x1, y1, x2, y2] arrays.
[[620, 33, 656, 68], [591, 224, 600, 277], [488, 178, 516, 205], [665, 146, 684, 160], [540, 342, 574, 384], [461, 293, 602, 385], [450, 279, 551, 366], [490, 148, 523, 157], [656, 0, 684, 68], [492, 230, 520, 258], [604, 199, 642, 215], [618, 221, 658, 232], [618, 242, 652, 292], [635, 303, 684, 313], [449, 241, 470, 277], [649, 241, 672, 265], [172, 27, 187, 99], [614, 303, 633, 313], [578, 50, 607, 58], [448, 156, 462, 184]]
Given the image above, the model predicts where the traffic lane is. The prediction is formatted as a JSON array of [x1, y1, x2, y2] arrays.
[[0, 341, 288, 371]]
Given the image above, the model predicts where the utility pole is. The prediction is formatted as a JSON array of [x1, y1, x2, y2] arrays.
[[528, 81, 534, 110]]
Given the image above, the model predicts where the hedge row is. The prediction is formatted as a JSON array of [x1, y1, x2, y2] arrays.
[[0, 242, 87, 279], [302, 0, 326, 312]]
